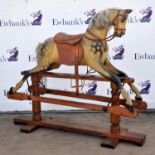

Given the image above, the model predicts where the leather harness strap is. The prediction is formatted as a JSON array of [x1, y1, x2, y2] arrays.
[[84, 28, 115, 42]]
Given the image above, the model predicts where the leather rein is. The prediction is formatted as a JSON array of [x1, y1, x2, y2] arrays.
[[84, 11, 127, 42]]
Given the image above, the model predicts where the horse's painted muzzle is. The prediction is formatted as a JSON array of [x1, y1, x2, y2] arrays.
[[114, 29, 126, 37]]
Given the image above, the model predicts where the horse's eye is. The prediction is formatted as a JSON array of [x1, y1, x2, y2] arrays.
[[121, 16, 127, 22]]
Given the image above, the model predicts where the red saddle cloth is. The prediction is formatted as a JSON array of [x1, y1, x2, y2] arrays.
[[53, 32, 84, 65]]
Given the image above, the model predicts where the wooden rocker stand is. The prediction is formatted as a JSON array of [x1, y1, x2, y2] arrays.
[[7, 71, 147, 149]]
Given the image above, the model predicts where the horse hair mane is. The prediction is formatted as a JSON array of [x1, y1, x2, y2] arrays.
[[89, 8, 120, 29]]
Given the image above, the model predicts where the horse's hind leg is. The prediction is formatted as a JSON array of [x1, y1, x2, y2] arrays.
[[9, 38, 61, 94], [9, 73, 29, 94], [21, 62, 60, 76], [9, 62, 60, 94], [128, 83, 142, 101]]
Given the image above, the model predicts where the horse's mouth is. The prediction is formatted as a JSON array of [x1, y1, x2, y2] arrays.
[[114, 31, 125, 37], [115, 33, 124, 37]]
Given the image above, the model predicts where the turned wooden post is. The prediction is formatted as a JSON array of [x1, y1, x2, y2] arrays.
[[31, 74, 41, 121], [110, 82, 121, 134]]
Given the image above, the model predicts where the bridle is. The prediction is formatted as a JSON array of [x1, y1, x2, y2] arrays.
[[113, 10, 127, 33], [84, 10, 127, 42], [84, 28, 115, 42]]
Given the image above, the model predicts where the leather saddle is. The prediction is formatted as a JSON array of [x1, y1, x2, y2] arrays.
[[54, 32, 84, 65]]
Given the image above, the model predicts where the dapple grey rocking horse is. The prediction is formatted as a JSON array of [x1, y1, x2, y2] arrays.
[[9, 8, 143, 112]]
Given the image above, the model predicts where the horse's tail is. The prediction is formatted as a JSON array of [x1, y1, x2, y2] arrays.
[[35, 39, 50, 63], [35, 42, 43, 63]]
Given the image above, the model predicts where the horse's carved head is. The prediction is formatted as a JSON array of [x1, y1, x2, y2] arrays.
[[113, 9, 132, 37]]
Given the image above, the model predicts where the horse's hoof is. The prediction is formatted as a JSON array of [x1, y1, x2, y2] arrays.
[[120, 76, 128, 81], [8, 87, 14, 94], [135, 96, 143, 101], [21, 70, 28, 75], [123, 103, 134, 112]]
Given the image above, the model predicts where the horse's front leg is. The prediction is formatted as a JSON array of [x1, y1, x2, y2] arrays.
[[87, 60, 134, 112], [105, 59, 142, 101], [105, 59, 128, 80]]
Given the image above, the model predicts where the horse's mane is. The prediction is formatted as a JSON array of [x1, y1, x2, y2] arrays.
[[88, 8, 119, 29]]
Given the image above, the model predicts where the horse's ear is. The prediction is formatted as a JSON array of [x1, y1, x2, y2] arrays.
[[124, 9, 133, 14]]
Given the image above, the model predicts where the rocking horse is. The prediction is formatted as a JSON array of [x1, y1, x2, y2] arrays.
[[7, 8, 147, 148]]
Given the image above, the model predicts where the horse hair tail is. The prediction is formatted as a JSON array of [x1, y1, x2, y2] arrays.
[[35, 38, 50, 63], [35, 42, 44, 63]]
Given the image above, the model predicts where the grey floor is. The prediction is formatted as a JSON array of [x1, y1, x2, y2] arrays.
[[0, 111, 155, 155]]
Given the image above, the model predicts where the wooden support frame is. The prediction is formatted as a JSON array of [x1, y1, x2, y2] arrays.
[[7, 72, 147, 148]]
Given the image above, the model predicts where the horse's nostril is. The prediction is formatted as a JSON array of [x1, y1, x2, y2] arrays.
[[115, 31, 118, 36], [122, 32, 125, 35]]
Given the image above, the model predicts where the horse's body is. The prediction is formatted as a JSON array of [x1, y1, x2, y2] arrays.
[[9, 8, 143, 112]]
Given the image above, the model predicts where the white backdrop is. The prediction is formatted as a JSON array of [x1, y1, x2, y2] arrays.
[[0, 0, 155, 111]]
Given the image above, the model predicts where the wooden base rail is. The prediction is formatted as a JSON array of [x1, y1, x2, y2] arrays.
[[7, 92, 138, 118], [28, 86, 147, 110], [7, 72, 147, 148]]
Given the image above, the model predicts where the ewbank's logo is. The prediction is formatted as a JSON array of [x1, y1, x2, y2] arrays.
[[139, 80, 151, 94], [139, 7, 152, 23], [84, 9, 96, 24], [51, 9, 96, 26], [7, 47, 19, 61], [0, 47, 19, 62], [0, 19, 29, 27], [112, 45, 125, 60], [31, 10, 43, 26], [51, 18, 83, 26], [0, 10, 42, 27], [134, 52, 155, 60]]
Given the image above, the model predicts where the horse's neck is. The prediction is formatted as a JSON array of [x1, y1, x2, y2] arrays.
[[88, 26, 109, 40]]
